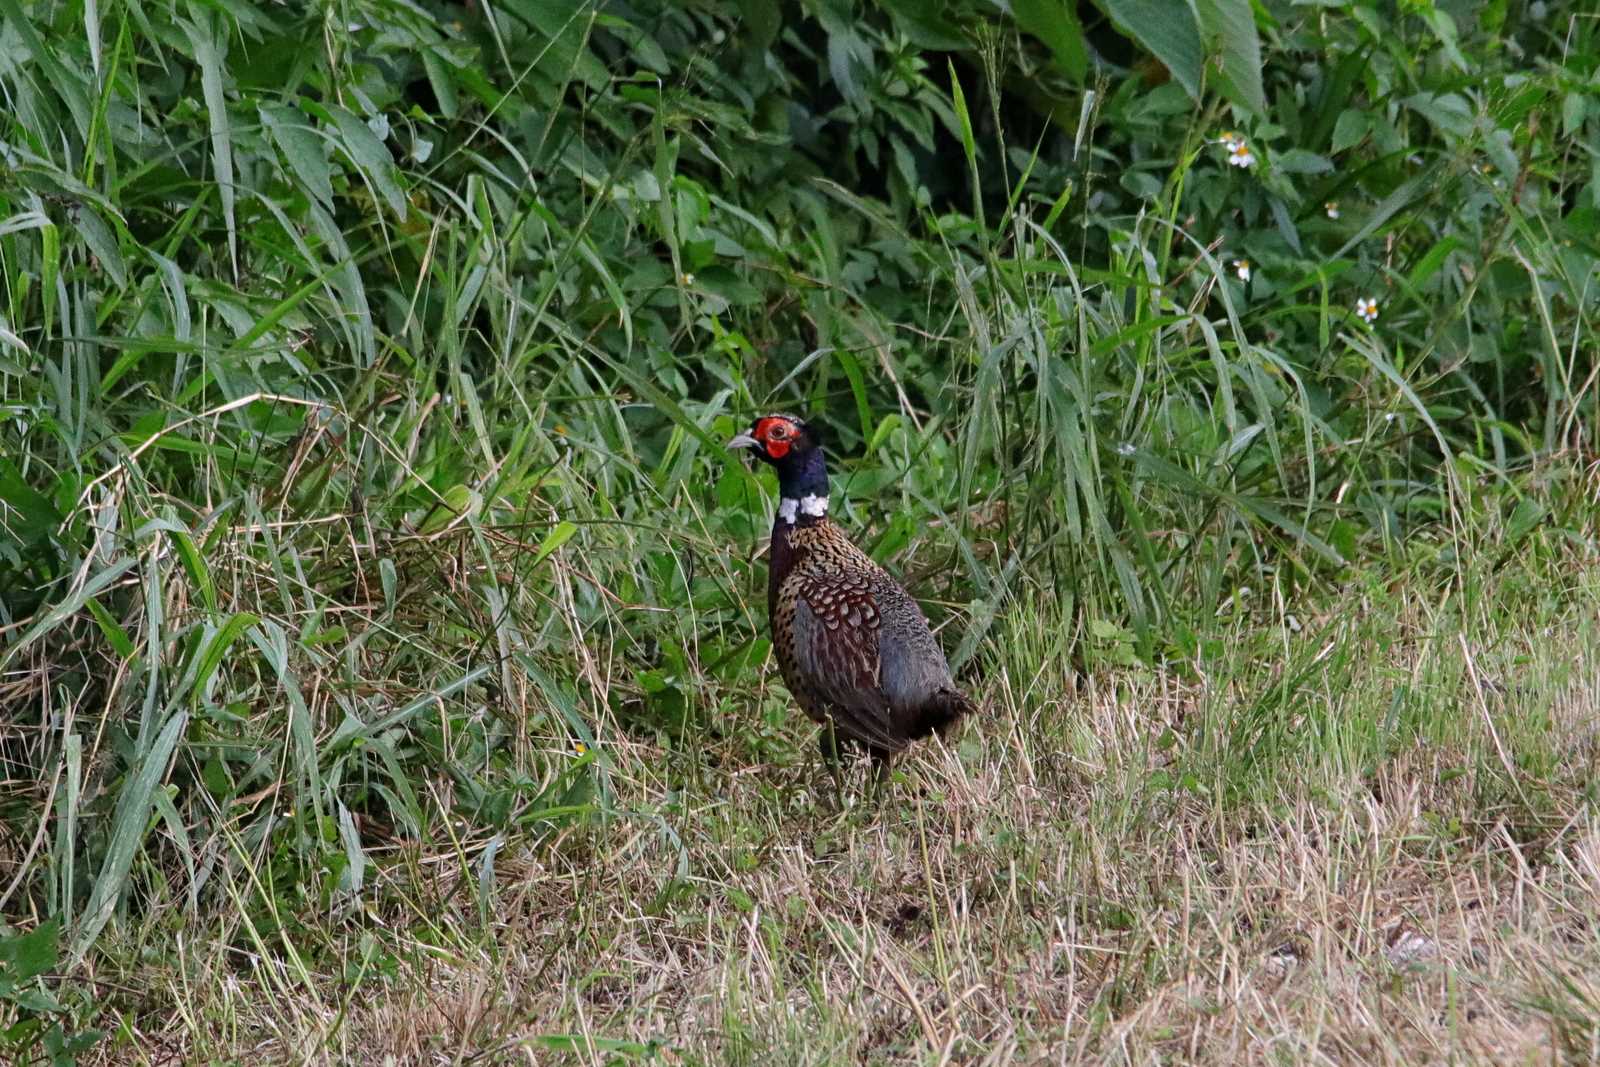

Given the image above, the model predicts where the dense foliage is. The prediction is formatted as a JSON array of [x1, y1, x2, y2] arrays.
[[0, 0, 1595, 1059]]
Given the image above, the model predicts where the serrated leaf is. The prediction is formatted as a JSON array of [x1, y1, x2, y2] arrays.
[[0, 921, 60, 985]]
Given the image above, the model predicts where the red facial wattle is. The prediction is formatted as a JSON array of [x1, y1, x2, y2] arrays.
[[755, 417, 793, 459]]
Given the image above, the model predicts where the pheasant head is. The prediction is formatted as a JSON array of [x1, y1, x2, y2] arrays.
[[727, 414, 829, 524]]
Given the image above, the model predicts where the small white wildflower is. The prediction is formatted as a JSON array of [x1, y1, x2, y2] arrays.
[[1217, 130, 1242, 151], [1355, 297, 1379, 323], [1232, 258, 1251, 282], [1325, 201, 1340, 219], [1116, 442, 1136, 458], [680, 272, 695, 286], [1228, 142, 1255, 168]]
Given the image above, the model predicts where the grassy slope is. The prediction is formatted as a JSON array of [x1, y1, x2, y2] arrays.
[[83, 534, 1600, 1064]]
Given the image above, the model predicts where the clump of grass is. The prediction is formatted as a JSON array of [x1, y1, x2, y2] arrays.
[[57, 534, 1595, 1064]]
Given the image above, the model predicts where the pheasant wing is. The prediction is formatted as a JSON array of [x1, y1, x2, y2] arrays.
[[789, 572, 903, 752]]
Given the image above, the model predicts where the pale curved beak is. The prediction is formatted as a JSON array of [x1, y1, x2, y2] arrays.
[[726, 432, 759, 451]]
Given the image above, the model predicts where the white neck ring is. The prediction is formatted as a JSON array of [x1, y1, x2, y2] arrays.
[[777, 494, 828, 524]]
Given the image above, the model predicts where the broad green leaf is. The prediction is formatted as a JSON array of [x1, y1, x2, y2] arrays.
[[417, 483, 479, 534], [532, 521, 578, 568], [86, 597, 136, 659], [1013, 0, 1088, 81], [193, 612, 260, 699], [182, 10, 237, 277], [1407, 235, 1461, 289], [0, 921, 60, 985], [168, 525, 215, 614], [262, 105, 334, 208], [1195, 0, 1265, 116], [1100, 0, 1203, 104], [1276, 149, 1333, 174], [40, 219, 59, 331], [329, 105, 408, 220], [75, 206, 127, 288], [71, 710, 187, 962], [4, 557, 138, 667], [1331, 109, 1369, 153]]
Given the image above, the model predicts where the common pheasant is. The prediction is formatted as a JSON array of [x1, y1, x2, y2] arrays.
[[728, 414, 973, 774]]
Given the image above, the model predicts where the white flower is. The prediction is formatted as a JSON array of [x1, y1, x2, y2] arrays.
[[1215, 131, 1255, 167], [1116, 442, 1136, 458], [1355, 297, 1379, 323], [1232, 258, 1251, 282], [1325, 201, 1340, 219], [680, 272, 695, 286]]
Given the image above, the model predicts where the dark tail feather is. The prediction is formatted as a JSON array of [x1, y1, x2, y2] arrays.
[[916, 686, 974, 740]]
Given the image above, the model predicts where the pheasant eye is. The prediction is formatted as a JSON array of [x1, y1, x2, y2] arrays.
[[768, 424, 788, 439]]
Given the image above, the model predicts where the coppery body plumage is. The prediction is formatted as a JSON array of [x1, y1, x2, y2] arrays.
[[729, 414, 973, 767]]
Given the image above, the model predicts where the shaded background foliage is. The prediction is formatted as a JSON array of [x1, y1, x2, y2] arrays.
[[0, 0, 1596, 1051]]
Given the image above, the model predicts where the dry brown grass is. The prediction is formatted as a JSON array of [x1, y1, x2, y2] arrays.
[[83, 563, 1600, 1066]]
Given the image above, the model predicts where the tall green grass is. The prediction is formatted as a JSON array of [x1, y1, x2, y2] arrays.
[[0, 0, 1595, 1059]]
